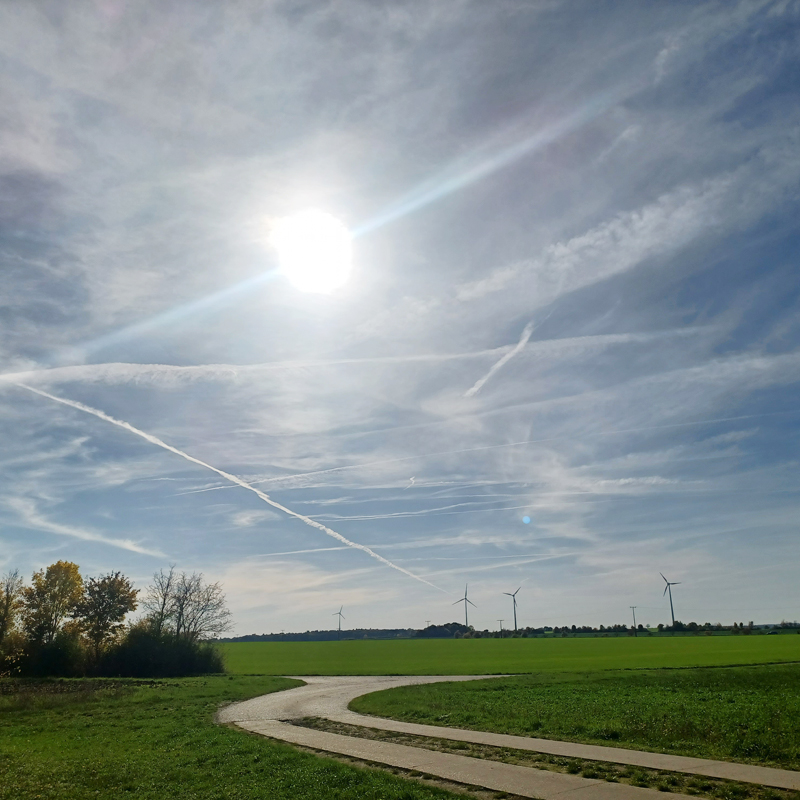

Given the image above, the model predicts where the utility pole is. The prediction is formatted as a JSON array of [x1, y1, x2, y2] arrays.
[[630, 606, 637, 637]]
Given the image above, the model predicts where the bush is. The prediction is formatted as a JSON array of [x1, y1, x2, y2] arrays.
[[100, 627, 224, 677], [23, 631, 86, 677]]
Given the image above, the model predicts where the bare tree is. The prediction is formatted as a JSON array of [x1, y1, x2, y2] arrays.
[[172, 572, 232, 642], [140, 566, 177, 636], [0, 569, 24, 646], [181, 577, 232, 642], [171, 571, 198, 640], [142, 568, 231, 641]]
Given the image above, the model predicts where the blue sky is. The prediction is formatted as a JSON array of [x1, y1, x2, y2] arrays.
[[1, 1, 798, 634]]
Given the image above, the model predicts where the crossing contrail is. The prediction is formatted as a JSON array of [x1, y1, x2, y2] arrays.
[[12, 382, 445, 593], [465, 321, 535, 397]]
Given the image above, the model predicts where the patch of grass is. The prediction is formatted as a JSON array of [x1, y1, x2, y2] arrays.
[[350, 663, 800, 769], [295, 718, 800, 800], [0, 676, 471, 800], [219, 635, 800, 675]]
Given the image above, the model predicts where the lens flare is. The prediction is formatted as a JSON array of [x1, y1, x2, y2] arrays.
[[271, 210, 352, 294]]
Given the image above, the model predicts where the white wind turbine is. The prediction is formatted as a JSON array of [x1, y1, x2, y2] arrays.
[[453, 584, 476, 628]]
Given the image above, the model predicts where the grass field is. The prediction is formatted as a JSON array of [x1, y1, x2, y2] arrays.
[[350, 663, 800, 770], [219, 633, 800, 675], [0, 676, 468, 800]]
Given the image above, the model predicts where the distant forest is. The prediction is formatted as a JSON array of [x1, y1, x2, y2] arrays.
[[220, 619, 800, 642]]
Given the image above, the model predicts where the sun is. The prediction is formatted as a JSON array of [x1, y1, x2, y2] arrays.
[[270, 210, 353, 294]]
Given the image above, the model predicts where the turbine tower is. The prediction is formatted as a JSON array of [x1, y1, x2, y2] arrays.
[[333, 605, 345, 640], [660, 574, 681, 626], [453, 584, 476, 628], [503, 587, 521, 631]]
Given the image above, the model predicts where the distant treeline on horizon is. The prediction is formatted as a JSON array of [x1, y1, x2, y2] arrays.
[[218, 619, 800, 642]]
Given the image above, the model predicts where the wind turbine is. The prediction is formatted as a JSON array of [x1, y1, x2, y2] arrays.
[[660, 574, 681, 626], [333, 605, 345, 640], [503, 587, 521, 631], [453, 584, 476, 628]]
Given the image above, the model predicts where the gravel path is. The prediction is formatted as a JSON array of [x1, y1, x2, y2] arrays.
[[218, 676, 800, 798]]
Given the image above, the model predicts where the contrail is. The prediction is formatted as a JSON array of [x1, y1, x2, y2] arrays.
[[12, 382, 445, 593], [175, 436, 563, 496], [176, 408, 794, 498], [465, 321, 535, 397]]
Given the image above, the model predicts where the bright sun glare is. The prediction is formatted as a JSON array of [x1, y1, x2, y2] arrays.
[[270, 210, 353, 294]]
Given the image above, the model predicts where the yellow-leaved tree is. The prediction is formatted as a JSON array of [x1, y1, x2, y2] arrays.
[[21, 561, 83, 645], [0, 569, 24, 647]]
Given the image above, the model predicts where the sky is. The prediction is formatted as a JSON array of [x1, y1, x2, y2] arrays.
[[1, 0, 799, 635]]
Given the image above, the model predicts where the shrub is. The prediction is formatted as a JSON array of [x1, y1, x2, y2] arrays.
[[23, 630, 86, 677], [100, 626, 224, 677]]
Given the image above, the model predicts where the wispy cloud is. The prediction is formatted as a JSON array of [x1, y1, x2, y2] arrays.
[[0, 348, 511, 387], [1, 1, 798, 631], [6, 497, 165, 558], [11, 383, 446, 593]]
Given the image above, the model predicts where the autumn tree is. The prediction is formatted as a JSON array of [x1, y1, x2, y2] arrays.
[[0, 569, 24, 646], [21, 561, 84, 645], [75, 572, 139, 658]]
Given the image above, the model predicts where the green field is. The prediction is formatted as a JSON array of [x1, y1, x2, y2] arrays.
[[219, 634, 800, 675], [0, 676, 466, 800], [351, 663, 800, 770]]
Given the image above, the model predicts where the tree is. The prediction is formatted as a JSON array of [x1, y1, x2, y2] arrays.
[[142, 568, 232, 642], [75, 572, 139, 658], [21, 561, 83, 645], [140, 566, 177, 636], [0, 569, 24, 647], [171, 572, 232, 642]]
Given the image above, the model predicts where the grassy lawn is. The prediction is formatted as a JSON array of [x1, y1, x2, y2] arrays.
[[219, 634, 800, 675], [0, 676, 469, 800], [350, 663, 800, 770]]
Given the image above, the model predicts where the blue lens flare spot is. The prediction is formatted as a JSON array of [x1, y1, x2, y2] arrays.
[[522, 516, 531, 524]]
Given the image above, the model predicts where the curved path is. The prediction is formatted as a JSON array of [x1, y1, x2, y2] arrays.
[[218, 676, 800, 798]]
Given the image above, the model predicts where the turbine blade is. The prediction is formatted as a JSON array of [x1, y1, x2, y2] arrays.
[[663, 585, 669, 596], [660, 573, 668, 583], [514, 587, 521, 595], [452, 598, 463, 605], [503, 592, 512, 597], [467, 598, 476, 607]]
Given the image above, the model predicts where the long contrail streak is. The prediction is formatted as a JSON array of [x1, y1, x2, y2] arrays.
[[12, 383, 445, 593]]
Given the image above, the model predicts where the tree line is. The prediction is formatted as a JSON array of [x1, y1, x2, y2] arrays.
[[0, 562, 231, 677]]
